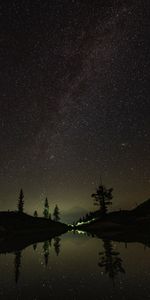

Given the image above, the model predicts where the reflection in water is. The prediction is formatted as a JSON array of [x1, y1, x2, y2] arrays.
[[13, 236, 62, 283], [14, 251, 22, 284], [1, 232, 150, 299], [98, 239, 125, 283], [53, 236, 61, 256], [1, 233, 143, 285], [43, 240, 51, 267], [43, 237, 61, 266]]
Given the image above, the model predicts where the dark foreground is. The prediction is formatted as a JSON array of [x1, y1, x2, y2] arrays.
[[0, 211, 68, 253]]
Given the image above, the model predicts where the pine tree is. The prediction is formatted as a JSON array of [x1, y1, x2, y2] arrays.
[[18, 189, 24, 213], [53, 205, 60, 222], [43, 197, 49, 218], [91, 185, 113, 215]]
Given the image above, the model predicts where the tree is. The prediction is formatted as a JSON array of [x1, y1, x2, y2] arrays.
[[34, 210, 38, 217], [18, 189, 24, 213], [53, 205, 60, 222], [43, 197, 49, 219], [91, 184, 113, 215]]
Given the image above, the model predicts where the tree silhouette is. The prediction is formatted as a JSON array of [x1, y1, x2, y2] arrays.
[[18, 189, 24, 213], [54, 236, 61, 256], [43, 197, 49, 219], [91, 185, 113, 215], [14, 251, 22, 283], [53, 205, 60, 221], [34, 210, 38, 217], [98, 239, 125, 283]]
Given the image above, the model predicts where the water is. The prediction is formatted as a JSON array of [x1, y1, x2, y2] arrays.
[[0, 231, 150, 300]]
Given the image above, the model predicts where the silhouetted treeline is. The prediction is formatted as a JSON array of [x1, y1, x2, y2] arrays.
[[76, 210, 101, 224], [16, 189, 61, 223]]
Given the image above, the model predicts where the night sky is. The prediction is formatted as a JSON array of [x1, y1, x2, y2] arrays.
[[0, 0, 150, 218]]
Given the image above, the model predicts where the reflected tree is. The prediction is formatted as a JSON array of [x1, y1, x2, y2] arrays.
[[53, 236, 61, 256], [43, 240, 50, 267], [14, 251, 22, 283], [98, 239, 125, 283]]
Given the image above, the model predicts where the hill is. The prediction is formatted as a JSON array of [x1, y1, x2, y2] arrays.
[[76, 198, 150, 234], [132, 198, 150, 216], [0, 211, 68, 236]]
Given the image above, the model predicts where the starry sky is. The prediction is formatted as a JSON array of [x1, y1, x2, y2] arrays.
[[0, 0, 150, 217]]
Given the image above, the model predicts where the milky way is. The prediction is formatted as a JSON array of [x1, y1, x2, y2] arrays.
[[0, 0, 150, 217]]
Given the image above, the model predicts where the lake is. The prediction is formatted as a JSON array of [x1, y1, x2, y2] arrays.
[[0, 231, 150, 300]]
